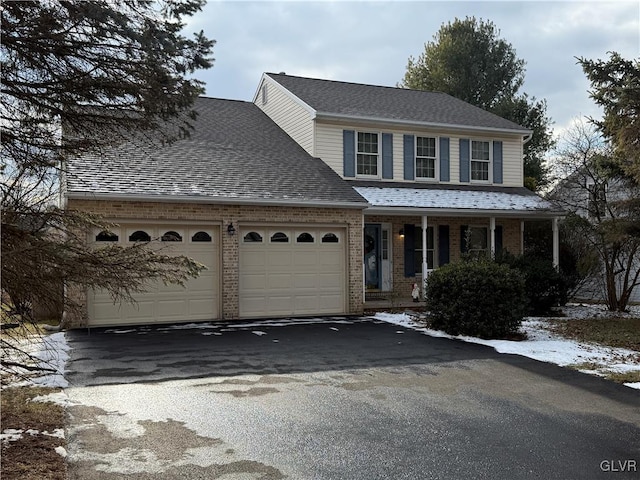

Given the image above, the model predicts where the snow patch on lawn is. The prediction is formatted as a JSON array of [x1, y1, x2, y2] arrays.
[[373, 309, 640, 390], [0, 427, 65, 444]]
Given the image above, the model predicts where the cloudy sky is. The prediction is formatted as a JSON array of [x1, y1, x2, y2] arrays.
[[186, 1, 639, 139]]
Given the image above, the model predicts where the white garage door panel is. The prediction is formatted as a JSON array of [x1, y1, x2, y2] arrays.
[[239, 226, 347, 318], [268, 273, 293, 289], [293, 273, 318, 288], [268, 251, 292, 267], [88, 225, 220, 326]]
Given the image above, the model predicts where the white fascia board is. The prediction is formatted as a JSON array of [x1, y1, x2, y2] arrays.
[[363, 205, 565, 218], [315, 112, 533, 137], [262, 74, 317, 117], [65, 192, 369, 210], [251, 73, 268, 104]]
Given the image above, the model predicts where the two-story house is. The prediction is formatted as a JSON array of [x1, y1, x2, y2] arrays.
[[64, 73, 562, 328], [254, 73, 563, 300]]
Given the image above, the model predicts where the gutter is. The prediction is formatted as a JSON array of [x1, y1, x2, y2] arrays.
[[363, 205, 566, 218], [65, 192, 369, 210], [314, 112, 533, 136]]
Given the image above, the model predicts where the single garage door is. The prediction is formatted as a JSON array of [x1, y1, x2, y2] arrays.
[[239, 226, 347, 318], [88, 225, 220, 327]]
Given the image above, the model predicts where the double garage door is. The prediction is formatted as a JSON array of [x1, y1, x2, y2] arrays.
[[239, 226, 347, 318], [87, 223, 348, 326], [88, 225, 220, 327]]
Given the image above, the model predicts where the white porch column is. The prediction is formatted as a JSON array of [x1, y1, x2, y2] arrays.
[[521, 220, 525, 255], [422, 215, 428, 288], [490, 217, 496, 258], [362, 217, 366, 300], [552, 217, 560, 270]]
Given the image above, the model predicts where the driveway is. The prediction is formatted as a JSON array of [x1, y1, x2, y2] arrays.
[[64, 317, 640, 479]]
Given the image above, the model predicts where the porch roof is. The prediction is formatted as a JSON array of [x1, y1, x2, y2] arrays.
[[351, 182, 564, 217]]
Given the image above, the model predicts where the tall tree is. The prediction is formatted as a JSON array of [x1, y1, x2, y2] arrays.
[[1, 0, 214, 377], [400, 17, 554, 190], [578, 52, 640, 184], [548, 121, 639, 312]]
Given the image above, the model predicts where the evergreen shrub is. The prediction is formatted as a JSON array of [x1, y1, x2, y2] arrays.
[[425, 259, 526, 338]]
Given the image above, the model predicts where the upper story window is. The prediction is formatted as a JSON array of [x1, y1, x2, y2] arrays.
[[471, 140, 490, 181], [357, 132, 379, 176], [416, 136, 437, 180]]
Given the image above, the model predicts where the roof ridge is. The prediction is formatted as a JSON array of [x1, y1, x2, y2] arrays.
[[266, 72, 448, 95]]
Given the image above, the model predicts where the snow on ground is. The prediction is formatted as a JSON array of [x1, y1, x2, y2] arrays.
[[2, 331, 71, 389], [374, 304, 640, 390]]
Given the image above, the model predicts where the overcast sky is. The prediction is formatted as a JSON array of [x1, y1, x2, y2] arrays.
[[186, 1, 639, 139]]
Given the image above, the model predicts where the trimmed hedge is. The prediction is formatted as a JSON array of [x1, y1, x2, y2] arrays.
[[425, 259, 526, 339]]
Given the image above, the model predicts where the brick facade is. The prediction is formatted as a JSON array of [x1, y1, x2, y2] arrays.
[[66, 199, 364, 327]]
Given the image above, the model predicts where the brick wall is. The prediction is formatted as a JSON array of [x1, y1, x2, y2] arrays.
[[66, 199, 364, 327]]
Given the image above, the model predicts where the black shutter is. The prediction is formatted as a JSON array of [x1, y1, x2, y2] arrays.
[[495, 225, 503, 254], [438, 225, 450, 266], [404, 224, 415, 277], [343, 130, 355, 177]]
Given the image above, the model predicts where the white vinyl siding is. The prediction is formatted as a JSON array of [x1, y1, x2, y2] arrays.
[[255, 79, 314, 154], [315, 122, 346, 174], [502, 139, 524, 186], [314, 121, 524, 186]]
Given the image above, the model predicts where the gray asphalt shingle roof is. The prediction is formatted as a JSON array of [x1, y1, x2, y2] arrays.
[[267, 73, 530, 133], [66, 97, 367, 206]]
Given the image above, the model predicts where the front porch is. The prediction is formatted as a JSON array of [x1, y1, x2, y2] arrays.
[[362, 214, 561, 302], [353, 181, 565, 304]]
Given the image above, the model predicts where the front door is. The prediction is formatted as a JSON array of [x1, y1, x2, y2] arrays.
[[364, 224, 381, 290]]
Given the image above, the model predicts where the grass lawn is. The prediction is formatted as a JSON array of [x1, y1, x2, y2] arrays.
[[545, 316, 640, 384], [1, 386, 67, 480], [546, 316, 640, 351]]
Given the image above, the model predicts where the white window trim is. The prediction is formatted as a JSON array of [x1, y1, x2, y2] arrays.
[[355, 131, 381, 179], [415, 135, 439, 182], [470, 139, 493, 183]]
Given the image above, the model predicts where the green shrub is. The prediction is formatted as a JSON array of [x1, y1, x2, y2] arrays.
[[425, 259, 526, 338], [495, 252, 570, 315]]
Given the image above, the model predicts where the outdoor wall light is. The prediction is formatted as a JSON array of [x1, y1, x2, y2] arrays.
[[227, 223, 236, 235], [399, 228, 404, 238]]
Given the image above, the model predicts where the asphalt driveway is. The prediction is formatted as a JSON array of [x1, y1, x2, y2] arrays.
[[64, 317, 640, 479]]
